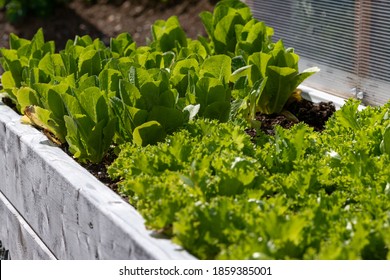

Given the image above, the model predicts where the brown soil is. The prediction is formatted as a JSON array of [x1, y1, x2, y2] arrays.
[[0, 0, 214, 52], [255, 99, 336, 136], [79, 150, 126, 199]]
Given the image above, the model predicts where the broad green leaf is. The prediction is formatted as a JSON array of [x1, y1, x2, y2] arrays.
[[259, 66, 297, 114], [144, 51, 164, 69], [86, 119, 116, 163], [152, 16, 187, 52], [32, 28, 45, 48], [74, 35, 93, 47], [217, 0, 252, 20], [110, 33, 134, 56], [128, 66, 152, 88], [27, 67, 50, 87], [78, 87, 107, 124], [230, 64, 252, 84], [86, 120, 105, 163], [38, 53, 66, 77], [140, 81, 161, 111], [271, 40, 299, 69], [213, 14, 244, 54], [119, 79, 142, 107], [200, 54, 231, 83], [248, 52, 272, 83], [200, 11, 214, 37], [291, 67, 320, 90], [16, 87, 40, 112], [171, 59, 199, 97], [127, 106, 148, 128], [204, 101, 231, 122], [1, 71, 16, 89], [78, 49, 101, 77], [172, 58, 199, 77], [187, 40, 208, 60], [0, 48, 19, 67], [60, 52, 78, 76], [9, 33, 30, 50], [47, 87, 67, 121], [159, 90, 177, 108], [196, 77, 222, 114], [99, 68, 122, 95], [38, 53, 55, 76], [147, 106, 184, 133], [162, 51, 175, 68], [133, 121, 166, 146], [236, 20, 273, 55], [78, 74, 99, 91], [231, 55, 247, 72], [64, 115, 85, 159], [248, 77, 268, 119], [381, 125, 390, 155]]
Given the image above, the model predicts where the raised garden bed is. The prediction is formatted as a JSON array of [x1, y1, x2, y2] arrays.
[[0, 84, 342, 260], [1, 0, 389, 260], [0, 95, 195, 259]]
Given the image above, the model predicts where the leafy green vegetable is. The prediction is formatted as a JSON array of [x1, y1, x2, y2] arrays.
[[64, 87, 116, 163], [1, 0, 389, 261], [200, 0, 252, 55], [151, 16, 187, 52], [109, 101, 390, 260]]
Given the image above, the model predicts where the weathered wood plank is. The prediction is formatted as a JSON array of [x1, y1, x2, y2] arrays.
[[0, 191, 56, 260], [0, 101, 195, 260]]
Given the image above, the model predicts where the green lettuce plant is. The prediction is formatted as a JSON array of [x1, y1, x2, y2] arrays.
[[0, 0, 320, 162], [109, 101, 390, 260]]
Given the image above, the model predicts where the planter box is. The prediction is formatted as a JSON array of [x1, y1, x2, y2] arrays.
[[299, 85, 365, 110], [0, 99, 195, 260], [0, 87, 354, 260], [0, 191, 55, 259]]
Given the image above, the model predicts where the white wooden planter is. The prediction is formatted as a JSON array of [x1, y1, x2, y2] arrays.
[[0, 99, 195, 260], [0, 86, 356, 260]]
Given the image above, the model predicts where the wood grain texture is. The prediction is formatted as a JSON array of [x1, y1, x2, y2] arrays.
[[0, 101, 195, 260], [0, 191, 56, 260]]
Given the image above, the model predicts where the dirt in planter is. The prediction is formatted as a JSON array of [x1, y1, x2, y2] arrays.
[[0, 0, 214, 52], [250, 99, 336, 137], [77, 150, 128, 200], [0, 240, 10, 260]]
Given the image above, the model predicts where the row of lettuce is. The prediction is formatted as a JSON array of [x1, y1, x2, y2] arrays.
[[109, 103, 390, 259], [0, 0, 317, 163], [1, 0, 389, 259]]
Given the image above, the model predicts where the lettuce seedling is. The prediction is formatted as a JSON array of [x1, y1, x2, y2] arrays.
[[151, 16, 188, 52], [64, 87, 116, 163], [200, 0, 252, 55]]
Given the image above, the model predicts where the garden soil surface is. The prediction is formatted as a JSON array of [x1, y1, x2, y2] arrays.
[[0, 0, 215, 53], [0, 0, 336, 196]]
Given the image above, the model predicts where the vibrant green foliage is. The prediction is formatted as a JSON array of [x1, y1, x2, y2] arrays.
[[1, 0, 318, 163], [1, 0, 389, 261], [200, 0, 253, 55], [109, 101, 390, 260]]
